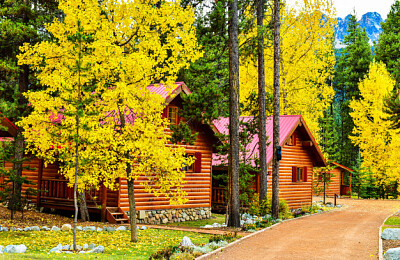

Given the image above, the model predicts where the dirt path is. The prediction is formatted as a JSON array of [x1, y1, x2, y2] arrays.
[[204, 198, 399, 260]]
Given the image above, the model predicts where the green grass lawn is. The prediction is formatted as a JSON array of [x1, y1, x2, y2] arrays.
[[0, 229, 211, 259], [385, 216, 400, 226], [165, 213, 226, 228]]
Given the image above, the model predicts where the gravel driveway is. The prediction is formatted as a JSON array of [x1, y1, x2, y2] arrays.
[[205, 198, 399, 260]]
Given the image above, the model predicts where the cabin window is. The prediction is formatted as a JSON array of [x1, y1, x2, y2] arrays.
[[342, 171, 351, 186], [287, 133, 296, 146], [182, 153, 194, 173], [168, 106, 179, 125], [297, 167, 304, 181], [292, 166, 308, 182]]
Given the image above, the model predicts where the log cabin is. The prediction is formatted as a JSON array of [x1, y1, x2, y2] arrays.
[[313, 162, 353, 197], [212, 115, 327, 210], [0, 82, 219, 224]]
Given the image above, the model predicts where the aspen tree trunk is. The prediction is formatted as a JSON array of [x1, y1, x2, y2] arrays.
[[118, 106, 137, 242], [73, 114, 79, 251], [127, 169, 137, 242], [79, 191, 90, 221], [73, 32, 83, 251], [227, 0, 240, 228], [272, 0, 281, 219], [257, 0, 268, 202]]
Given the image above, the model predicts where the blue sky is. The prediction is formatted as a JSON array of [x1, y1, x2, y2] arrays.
[[285, 0, 395, 19]]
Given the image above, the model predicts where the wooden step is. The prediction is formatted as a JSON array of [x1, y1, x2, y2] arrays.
[[115, 218, 129, 222], [106, 207, 129, 224]]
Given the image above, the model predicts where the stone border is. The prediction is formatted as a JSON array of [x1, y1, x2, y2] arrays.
[[196, 206, 344, 260], [133, 207, 212, 224], [379, 212, 397, 260]]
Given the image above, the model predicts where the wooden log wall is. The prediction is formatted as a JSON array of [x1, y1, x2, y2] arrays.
[[117, 123, 214, 212], [265, 130, 314, 209], [312, 167, 342, 197], [2, 158, 60, 205], [3, 157, 40, 204], [112, 98, 214, 212]]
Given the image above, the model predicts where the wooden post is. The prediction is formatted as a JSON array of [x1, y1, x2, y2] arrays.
[[36, 159, 43, 208], [101, 183, 107, 223]]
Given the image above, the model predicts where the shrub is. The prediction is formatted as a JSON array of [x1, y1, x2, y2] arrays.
[[170, 251, 195, 260], [248, 193, 291, 218], [149, 246, 180, 260], [209, 232, 239, 243]]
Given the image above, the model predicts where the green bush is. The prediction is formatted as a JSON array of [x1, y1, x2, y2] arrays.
[[209, 232, 239, 243], [149, 246, 180, 260], [170, 251, 195, 260], [248, 193, 291, 219]]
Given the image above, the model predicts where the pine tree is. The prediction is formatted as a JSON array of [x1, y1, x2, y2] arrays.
[[333, 13, 372, 169], [178, 0, 231, 125], [318, 104, 341, 161], [0, 0, 58, 212], [375, 0, 400, 85]]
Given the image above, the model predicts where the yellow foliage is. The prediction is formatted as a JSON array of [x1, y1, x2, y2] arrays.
[[240, 0, 336, 139], [350, 62, 400, 192], [17, 0, 201, 205]]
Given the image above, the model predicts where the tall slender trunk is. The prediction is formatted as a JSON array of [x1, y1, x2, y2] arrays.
[[127, 170, 137, 242], [323, 175, 326, 204], [73, 114, 79, 251], [12, 0, 30, 212], [227, 0, 240, 228], [257, 0, 267, 202], [73, 34, 83, 251], [79, 191, 90, 222], [271, 0, 281, 219], [118, 105, 137, 242]]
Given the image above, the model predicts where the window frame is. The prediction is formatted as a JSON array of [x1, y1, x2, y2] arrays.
[[341, 171, 351, 186], [287, 133, 296, 146], [297, 167, 304, 182], [167, 106, 179, 125], [182, 153, 195, 173]]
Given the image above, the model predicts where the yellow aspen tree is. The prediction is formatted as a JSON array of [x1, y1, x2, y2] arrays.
[[240, 0, 336, 139], [18, 0, 200, 243], [350, 62, 400, 195]]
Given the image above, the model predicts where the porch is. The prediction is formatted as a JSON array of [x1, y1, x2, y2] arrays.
[[37, 178, 129, 224]]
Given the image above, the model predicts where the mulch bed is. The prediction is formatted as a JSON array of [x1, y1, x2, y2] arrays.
[[383, 239, 400, 253]]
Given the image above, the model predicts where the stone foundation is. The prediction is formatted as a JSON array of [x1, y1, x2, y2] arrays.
[[126, 207, 211, 224]]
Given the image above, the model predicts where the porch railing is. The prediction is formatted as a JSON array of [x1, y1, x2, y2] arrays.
[[39, 178, 102, 206], [212, 187, 226, 205]]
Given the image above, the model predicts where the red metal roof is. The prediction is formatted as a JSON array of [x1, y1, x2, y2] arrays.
[[146, 82, 190, 100], [331, 162, 354, 172], [48, 82, 190, 125], [212, 115, 324, 167]]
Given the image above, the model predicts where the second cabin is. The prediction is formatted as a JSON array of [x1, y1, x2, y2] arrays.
[[212, 115, 327, 210], [313, 162, 353, 197]]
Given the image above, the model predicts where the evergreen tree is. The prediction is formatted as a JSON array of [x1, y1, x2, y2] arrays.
[[0, 0, 58, 211], [318, 104, 340, 161], [178, 0, 230, 124], [333, 13, 372, 169], [375, 0, 400, 85], [376, 0, 400, 131]]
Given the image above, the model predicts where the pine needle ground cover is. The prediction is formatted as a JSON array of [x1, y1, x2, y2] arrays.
[[0, 229, 211, 259]]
